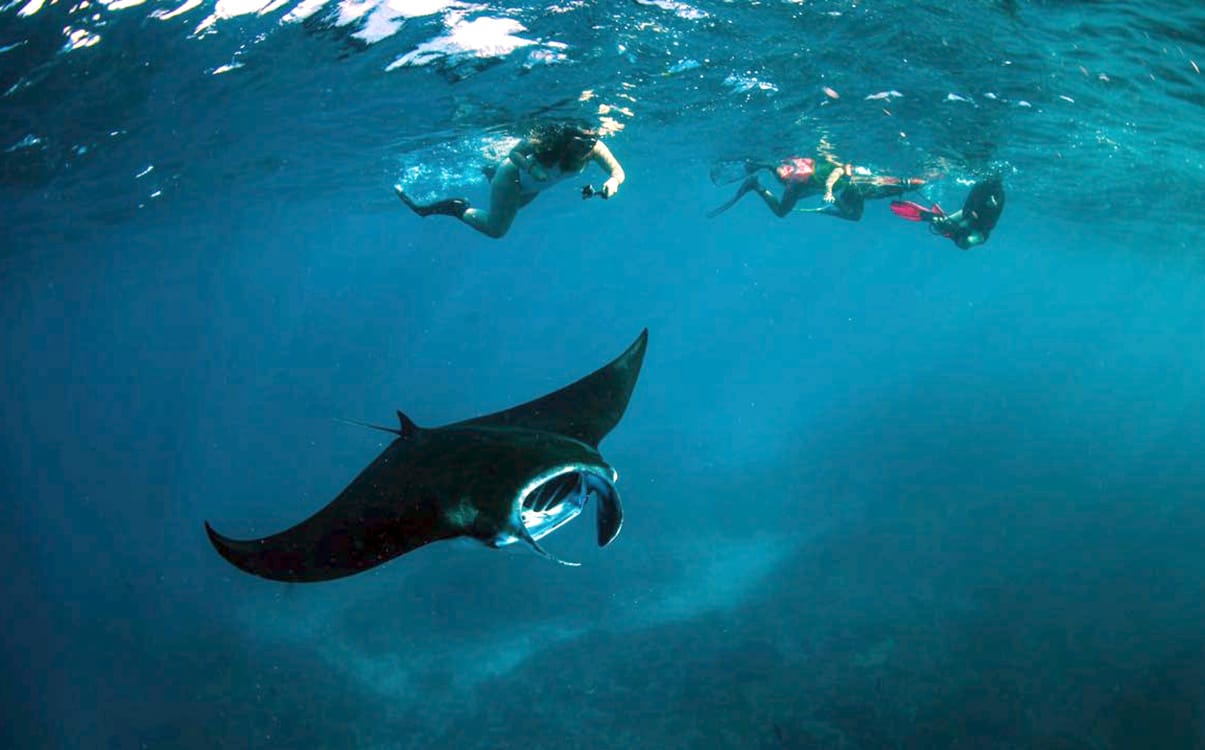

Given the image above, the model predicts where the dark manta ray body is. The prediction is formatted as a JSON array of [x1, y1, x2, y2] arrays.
[[205, 330, 648, 582]]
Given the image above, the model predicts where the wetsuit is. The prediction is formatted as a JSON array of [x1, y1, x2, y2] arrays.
[[707, 156, 853, 219], [933, 177, 1005, 249]]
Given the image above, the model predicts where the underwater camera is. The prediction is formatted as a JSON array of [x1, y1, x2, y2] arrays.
[[581, 184, 608, 200]]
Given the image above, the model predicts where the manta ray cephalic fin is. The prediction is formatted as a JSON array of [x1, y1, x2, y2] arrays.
[[520, 528, 582, 567]]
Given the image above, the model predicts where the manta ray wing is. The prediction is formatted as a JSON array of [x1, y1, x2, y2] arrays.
[[453, 328, 648, 448], [205, 438, 458, 582]]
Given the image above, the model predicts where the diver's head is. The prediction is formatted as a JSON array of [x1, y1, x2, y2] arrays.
[[842, 162, 854, 178], [528, 120, 598, 169], [562, 130, 597, 167]]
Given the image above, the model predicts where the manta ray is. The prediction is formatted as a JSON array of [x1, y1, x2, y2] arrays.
[[205, 329, 648, 582]]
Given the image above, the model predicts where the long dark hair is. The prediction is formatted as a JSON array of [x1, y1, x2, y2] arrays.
[[526, 121, 599, 171]]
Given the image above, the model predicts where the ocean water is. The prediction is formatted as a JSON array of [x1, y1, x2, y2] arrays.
[[2, 0, 1205, 748]]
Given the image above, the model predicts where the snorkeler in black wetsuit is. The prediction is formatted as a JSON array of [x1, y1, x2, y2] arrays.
[[890, 176, 1006, 250]]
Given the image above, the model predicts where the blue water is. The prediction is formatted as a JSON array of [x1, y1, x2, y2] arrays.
[[3, 1, 1205, 747]]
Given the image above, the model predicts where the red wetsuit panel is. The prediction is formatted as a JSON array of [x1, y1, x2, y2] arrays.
[[778, 157, 815, 184]]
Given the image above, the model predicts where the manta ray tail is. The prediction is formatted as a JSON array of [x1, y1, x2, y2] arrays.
[[333, 410, 421, 438]]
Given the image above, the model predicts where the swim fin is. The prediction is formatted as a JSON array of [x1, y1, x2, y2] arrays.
[[706, 176, 761, 219], [889, 200, 944, 223], [395, 185, 470, 219], [708, 159, 776, 186]]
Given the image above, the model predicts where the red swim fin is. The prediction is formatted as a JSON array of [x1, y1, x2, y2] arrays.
[[890, 200, 945, 222]]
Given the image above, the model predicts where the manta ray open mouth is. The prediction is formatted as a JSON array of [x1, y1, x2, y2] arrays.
[[507, 464, 623, 565]]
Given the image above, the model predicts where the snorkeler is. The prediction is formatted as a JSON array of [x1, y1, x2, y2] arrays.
[[707, 154, 925, 222], [889, 176, 1005, 249], [708, 154, 853, 220], [394, 121, 626, 239]]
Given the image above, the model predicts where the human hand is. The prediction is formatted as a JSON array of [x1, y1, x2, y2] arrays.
[[823, 192, 835, 203], [602, 177, 620, 198]]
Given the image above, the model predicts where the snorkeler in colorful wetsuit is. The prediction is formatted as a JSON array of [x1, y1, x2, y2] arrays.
[[395, 121, 626, 239], [890, 176, 1005, 249], [708, 156, 853, 219], [708, 155, 925, 222]]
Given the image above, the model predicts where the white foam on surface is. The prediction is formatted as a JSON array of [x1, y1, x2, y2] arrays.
[[353, 0, 473, 44], [154, 0, 201, 21], [385, 16, 536, 70], [279, 0, 327, 22], [101, 0, 150, 11], [62, 26, 102, 52], [194, 0, 282, 33], [17, 0, 43, 17]]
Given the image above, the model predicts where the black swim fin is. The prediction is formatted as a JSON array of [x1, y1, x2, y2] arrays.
[[394, 185, 470, 219], [706, 176, 761, 219], [421, 198, 470, 218], [709, 159, 775, 186]]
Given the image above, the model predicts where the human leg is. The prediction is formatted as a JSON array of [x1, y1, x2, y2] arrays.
[[395, 161, 525, 239], [756, 182, 806, 218], [824, 187, 865, 221], [459, 161, 524, 238]]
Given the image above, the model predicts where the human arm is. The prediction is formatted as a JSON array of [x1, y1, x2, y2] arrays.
[[591, 140, 626, 198], [823, 164, 844, 202], [508, 142, 548, 181]]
